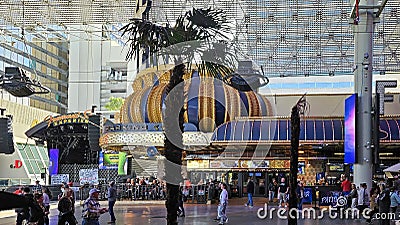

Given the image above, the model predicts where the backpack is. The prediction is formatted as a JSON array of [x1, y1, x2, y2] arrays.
[[58, 197, 72, 213]]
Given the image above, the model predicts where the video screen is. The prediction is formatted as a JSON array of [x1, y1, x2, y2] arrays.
[[344, 93, 357, 164]]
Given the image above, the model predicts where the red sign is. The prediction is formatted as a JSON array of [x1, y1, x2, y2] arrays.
[[10, 160, 23, 169]]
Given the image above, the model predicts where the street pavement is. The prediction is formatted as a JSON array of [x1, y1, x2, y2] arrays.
[[0, 197, 394, 225]]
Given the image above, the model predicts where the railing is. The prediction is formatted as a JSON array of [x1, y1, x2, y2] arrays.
[[76, 184, 219, 204], [0, 178, 32, 188]]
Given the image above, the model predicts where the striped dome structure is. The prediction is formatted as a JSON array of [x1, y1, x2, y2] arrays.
[[120, 67, 274, 133]]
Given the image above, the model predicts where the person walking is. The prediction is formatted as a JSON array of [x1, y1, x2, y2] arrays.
[[378, 184, 390, 225], [357, 183, 369, 211], [277, 177, 288, 208], [218, 183, 228, 225], [349, 184, 358, 208], [268, 179, 277, 203], [57, 185, 77, 225], [107, 181, 117, 223], [29, 193, 48, 225], [296, 182, 304, 210], [82, 188, 108, 225], [16, 187, 33, 225], [389, 187, 400, 213], [366, 186, 379, 224], [42, 187, 51, 225], [341, 176, 351, 196], [245, 178, 254, 208], [178, 184, 185, 217]]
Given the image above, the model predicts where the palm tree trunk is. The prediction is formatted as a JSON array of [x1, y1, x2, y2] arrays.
[[164, 63, 185, 225], [289, 102, 300, 225]]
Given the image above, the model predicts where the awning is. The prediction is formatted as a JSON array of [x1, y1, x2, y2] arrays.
[[211, 117, 400, 145], [383, 163, 400, 173]]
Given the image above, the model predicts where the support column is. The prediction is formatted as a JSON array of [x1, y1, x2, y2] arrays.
[[353, 0, 375, 190]]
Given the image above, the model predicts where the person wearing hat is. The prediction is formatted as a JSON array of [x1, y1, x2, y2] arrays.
[[82, 188, 108, 225], [107, 181, 117, 223]]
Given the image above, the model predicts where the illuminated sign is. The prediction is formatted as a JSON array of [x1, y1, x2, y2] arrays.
[[45, 110, 91, 127], [344, 94, 357, 164]]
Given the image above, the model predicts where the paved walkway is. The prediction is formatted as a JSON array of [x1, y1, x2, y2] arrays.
[[0, 197, 395, 225]]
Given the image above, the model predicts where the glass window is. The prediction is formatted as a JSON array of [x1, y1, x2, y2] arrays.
[[30, 145, 41, 159]]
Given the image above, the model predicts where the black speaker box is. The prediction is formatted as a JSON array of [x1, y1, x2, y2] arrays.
[[0, 117, 15, 154], [88, 115, 101, 163]]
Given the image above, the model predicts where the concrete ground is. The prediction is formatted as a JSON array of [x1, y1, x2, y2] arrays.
[[0, 197, 395, 225]]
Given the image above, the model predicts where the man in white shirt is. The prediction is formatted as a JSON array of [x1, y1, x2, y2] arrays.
[[357, 183, 369, 211]]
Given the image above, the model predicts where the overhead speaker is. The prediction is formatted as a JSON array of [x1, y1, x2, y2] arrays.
[[88, 115, 101, 163], [0, 116, 15, 154]]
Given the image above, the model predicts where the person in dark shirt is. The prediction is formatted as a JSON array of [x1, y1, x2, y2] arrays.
[[277, 177, 288, 208], [177, 184, 185, 217], [16, 187, 32, 225], [268, 179, 277, 203], [378, 184, 390, 225], [245, 178, 254, 208], [29, 193, 47, 225], [107, 181, 117, 223]]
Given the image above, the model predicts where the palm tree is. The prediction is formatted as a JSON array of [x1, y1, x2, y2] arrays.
[[289, 94, 308, 225], [121, 8, 235, 225]]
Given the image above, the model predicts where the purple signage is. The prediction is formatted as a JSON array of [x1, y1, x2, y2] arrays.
[[344, 94, 357, 164], [49, 148, 59, 175]]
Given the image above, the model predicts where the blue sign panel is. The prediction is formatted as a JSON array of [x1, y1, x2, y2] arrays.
[[344, 94, 357, 164]]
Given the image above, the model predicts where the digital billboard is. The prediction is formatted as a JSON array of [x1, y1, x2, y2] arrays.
[[344, 93, 357, 164], [99, 151, 127, 175], [49, 148, 59, 176]]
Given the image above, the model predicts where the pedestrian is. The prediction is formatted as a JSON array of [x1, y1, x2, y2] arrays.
[[178, 184, 185, 217], [29, 193, 47, 225], [393, 176, 400, 192], [245, 178, 254, 208], [277, 177, 288, 208], [349, 183, 358, 208], [33, 180, 43, 193], [357, 183, 369, 211], [341, 176, 351, 196], [296, 182, 304, 210], [217, 183, 228, 225], [268, 179, 277, 203], [389, 187, 400, 213], [13, 186, 23, 195], [82, 188, 108, 225], [107, 181, 117, 223], [42, 187, 51, 225], [366, 186, 379, 224], [58, 183, 77, 225], [15, 187, 32, 225], [378, 184, 390, 225]]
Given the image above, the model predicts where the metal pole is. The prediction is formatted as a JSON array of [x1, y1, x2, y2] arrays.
[[353, 0, 375, 190]]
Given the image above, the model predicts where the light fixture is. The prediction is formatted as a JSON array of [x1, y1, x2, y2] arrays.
[[334, 152, 344, 155], [298, 150, 305, 154], [379, 152, 393, 156]]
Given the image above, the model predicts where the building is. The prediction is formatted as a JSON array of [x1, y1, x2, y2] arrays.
[[0, 25, 69, 113]]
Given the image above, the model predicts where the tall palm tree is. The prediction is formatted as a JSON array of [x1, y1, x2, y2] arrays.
[[121, 8, 235, 225], [289, 94, 308, 225]]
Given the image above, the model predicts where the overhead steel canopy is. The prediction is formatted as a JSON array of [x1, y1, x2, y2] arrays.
[[0, 0, 138, 26], [0, 0, 399, 77], [150, 0, 400, 77]]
